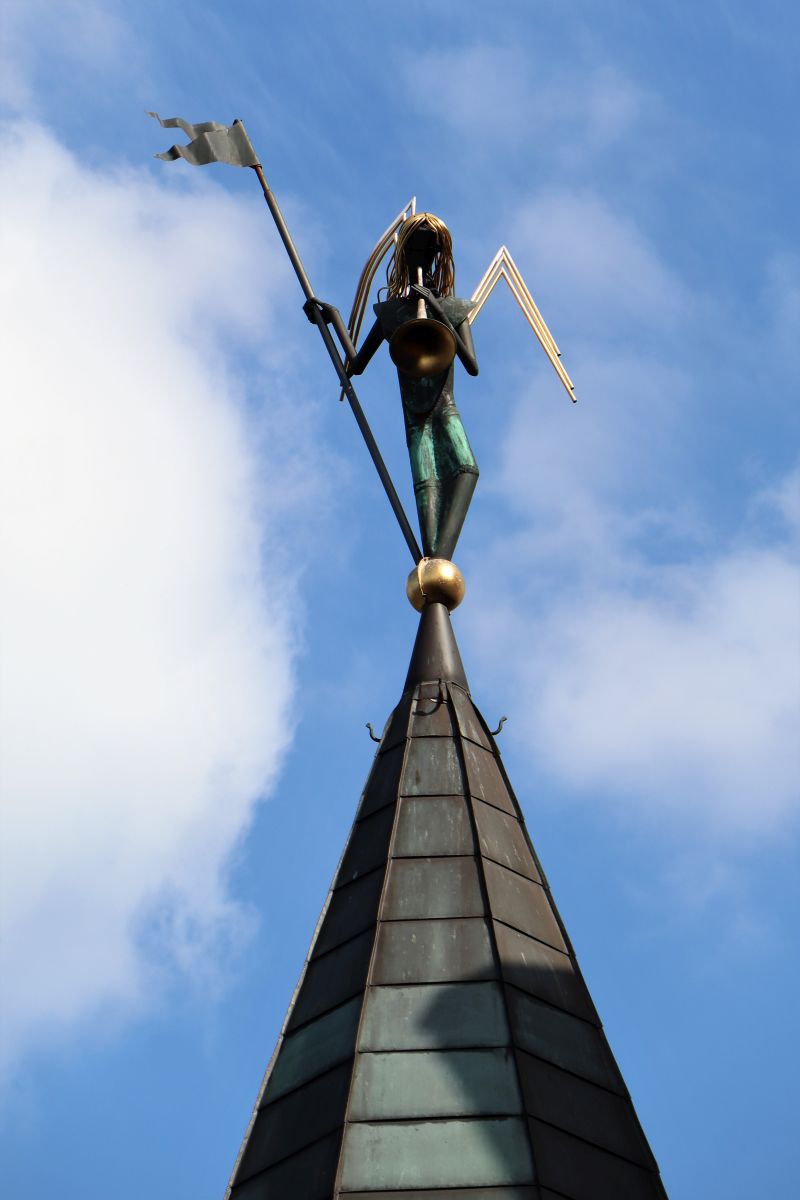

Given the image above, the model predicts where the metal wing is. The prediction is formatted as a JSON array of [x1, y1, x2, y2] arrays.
[[338, 197, 416, 400], [470, 245, 576, 402]]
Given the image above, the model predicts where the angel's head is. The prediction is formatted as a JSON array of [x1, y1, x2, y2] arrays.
[[387, 213, 455, 299]]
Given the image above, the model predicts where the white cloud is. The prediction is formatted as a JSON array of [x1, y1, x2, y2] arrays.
[[466, 183, 799, 838], [0, 123, 319, 1075]]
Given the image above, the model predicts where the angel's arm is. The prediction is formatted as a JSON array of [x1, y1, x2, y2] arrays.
[[303, 300, 385, 375], [410, 285, 479, 376]]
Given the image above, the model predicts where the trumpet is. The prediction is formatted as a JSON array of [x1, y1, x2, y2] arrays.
[[389, 267, 457, 378]]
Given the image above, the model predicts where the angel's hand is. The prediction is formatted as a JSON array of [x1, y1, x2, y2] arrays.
[[410, 283, 439, 307]]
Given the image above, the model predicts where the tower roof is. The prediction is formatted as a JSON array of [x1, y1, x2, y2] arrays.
[[227, 603, 668, 1199]]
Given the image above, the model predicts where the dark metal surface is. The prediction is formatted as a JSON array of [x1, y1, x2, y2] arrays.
[[228, 606, 668, 1198], [472, 799, 541, 881], [359, 982, 510, 1050], [516, 1050, 654, 1167], [357, 742, 405, 818], [372, 917, 496, 985], [348, 1048, 522, 1119], [339, 1118, 535, 1191], [230, 1128, 342, 1199], [462, 740, 516, 814], [383, 856, 483, 920], [505, 988, 621, 1092], [342, 1191, 538, 1200], [237, 1062, 352, 1182], [494, 921, 596, 1022], [410, 687, 456, 738], [392, 795, 474, 857], [449, 683, 492, 749], [483, 860, 566, 952], [403, 602, 468, 692], [527, 1119, 667, 1200], [401, 735, 463, 795], [262, 995, 362, 1103], [312, 867, 384, 958], [377, 693, 413, 755], [287, 928, 373, 1030], [334, 803, 395, 888]]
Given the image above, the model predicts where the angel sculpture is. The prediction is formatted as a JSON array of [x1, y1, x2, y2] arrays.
[[147, 115, 574, 593], [305, 203, 575, 570]]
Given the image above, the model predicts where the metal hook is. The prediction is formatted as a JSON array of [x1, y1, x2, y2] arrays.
[[414, 679, 447, 716], [366, 722, 381, 743], [489, 716, 508, 736]]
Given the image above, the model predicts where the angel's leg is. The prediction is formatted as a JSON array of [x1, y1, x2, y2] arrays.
[[432, 405, 479, 560], [406, 416, 441, 558]]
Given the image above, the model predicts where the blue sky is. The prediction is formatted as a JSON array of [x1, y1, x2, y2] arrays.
[[1, 2, 798, 1197]]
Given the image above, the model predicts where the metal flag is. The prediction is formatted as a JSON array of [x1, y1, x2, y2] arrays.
[[147, 112, 260, 168]]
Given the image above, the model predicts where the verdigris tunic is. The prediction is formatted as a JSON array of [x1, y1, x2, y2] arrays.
[[374, 297, 479, 491]]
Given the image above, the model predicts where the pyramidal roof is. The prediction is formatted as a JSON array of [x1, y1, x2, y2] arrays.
[[226, 603, 668, 1200]]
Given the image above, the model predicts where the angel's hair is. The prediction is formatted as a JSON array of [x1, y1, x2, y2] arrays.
[[386, 213, 455, 299]]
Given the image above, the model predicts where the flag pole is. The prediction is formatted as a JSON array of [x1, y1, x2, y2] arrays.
[[250, 161, 422, 565]]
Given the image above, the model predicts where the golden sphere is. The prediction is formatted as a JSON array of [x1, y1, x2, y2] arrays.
[[406, 557, 466, 612]]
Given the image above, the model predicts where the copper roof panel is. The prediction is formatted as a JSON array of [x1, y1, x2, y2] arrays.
[[392, 796, 474, 857], [472, 800, 541, 881], [528, 1118, 666, 1200], [516, 1050, 654, 1168], [287, 928, 373, 1030], [401, 736, 463, 795], [339, 1118, 535, 1191], [382, 856, 484, 920], [262, 996, 361, 1103], [494, 922, 596, 1022], [462, 741, 516, 815], [348, 1047, 522, 1120], [506, 989, 621, 1093], [483, 859, 566, 951], [372, 918, 496, 985], [359, 982, 510, 1051]]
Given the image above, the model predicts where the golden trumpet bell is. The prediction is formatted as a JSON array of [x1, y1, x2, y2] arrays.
[[389, 318, 457, 377]]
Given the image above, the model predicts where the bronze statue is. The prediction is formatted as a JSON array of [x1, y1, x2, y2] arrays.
[[310, 214, 479, 562], [150, 116, 575, 596]]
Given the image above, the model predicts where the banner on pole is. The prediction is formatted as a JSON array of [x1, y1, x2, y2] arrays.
[[147, 113, 260, 168]]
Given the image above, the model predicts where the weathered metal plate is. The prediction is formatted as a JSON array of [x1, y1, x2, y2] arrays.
[[516, 1050, 653, 1167], [410, 688, 455, 737], [378, 693, 413, 755], [462, 741, 516, 815], [343, 1190, 537, 1200], [312, 867, 383, 959], [263, 995, 361, 1102], [287, 927, 374, 1030], [357, 743, 405, 819], [449, 683, 493, 749], [472, 800, 540, 881], [382, 857, 484, 920], [348, 1048, 522, 1120], [495, 922, 594, 1022], [230, 1128, 342, 1200], [400, 735, 463, 795], [483, 860, 566, 952], [359, 982, 510, 1050], [392, 796, 474, 857], [506, 988, 622, 1093], [339, 1118, 535, 1191], [335, 803, 395, 888], [528, 1118, 663, 1200], [237, 1061, 351, 1181], [372, 918, 496, 985]]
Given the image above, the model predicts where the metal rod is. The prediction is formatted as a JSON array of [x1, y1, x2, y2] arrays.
[[252, 164, 422, 563]]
